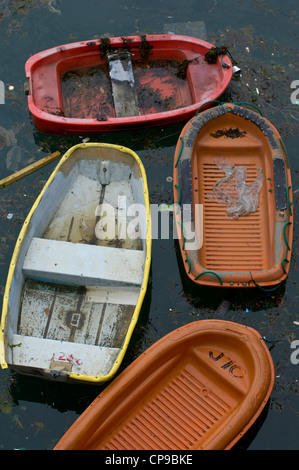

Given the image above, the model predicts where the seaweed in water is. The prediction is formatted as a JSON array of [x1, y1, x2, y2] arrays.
[[176, 59, 197, 79], [99, 37, 112, 58], [205, 46, 229, 64], [211, 128, 247, 138], [139, 35, 153, 60]]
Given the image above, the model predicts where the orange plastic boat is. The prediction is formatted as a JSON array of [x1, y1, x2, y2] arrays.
[[54, 320, 274, 450], [24, 35, 232, 134], [173, 102, 293, 288]]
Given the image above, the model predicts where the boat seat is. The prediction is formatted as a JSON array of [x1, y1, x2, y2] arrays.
[[23, 237, 144, 286], [107, 51, 140, 118], [10, 334, 120, 377]]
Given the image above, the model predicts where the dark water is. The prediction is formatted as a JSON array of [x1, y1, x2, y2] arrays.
[[0, 0, 298, 450]]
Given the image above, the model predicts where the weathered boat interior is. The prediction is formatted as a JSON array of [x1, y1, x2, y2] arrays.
[[25, 35, 232, 133], [4, 145, 149, 381]]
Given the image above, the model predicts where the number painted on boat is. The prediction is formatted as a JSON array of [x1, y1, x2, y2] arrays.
[[49, 352, 83, 366], [209, 351, 246, 378]]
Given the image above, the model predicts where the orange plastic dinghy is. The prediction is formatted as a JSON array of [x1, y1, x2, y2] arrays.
[[173, 102, 293, 288], [54, 320, 274, 450]]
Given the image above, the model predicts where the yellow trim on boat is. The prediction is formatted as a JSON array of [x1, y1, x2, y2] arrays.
[[0, 143, 152, 383]]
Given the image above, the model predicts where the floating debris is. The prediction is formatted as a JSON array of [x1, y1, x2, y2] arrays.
[[160, 204, 174, 212], [45, 0, 61, 15], [0, 125, 17, 147]]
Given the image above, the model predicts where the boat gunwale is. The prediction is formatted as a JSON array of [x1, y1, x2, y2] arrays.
[[25, 34, 232, 133], [53, 319, 275, 450], [0, 143, 152, 383]]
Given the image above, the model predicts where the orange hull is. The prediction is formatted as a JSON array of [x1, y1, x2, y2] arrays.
[[54, 320, 274, 450], [173, 103, 293, 288]]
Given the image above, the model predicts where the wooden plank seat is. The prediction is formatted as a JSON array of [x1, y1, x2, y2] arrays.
[[107, 51, 140, 118], [23, 237, 144, 286], [10, 334, 120, 377]]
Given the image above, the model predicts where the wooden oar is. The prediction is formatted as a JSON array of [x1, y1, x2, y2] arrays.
[[0, 151, 61, 188]]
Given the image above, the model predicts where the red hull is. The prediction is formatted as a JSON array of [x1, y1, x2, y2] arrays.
[[25, 35, 232, 134]]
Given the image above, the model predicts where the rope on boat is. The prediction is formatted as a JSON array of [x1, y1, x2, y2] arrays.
[[195, 100, 263, 116], [286, 185, 293, 216], [174, 184, 182, 205], [185, 258, 192, 274], [178, 221, 186, 250], [174, 137, 184, 168], [283, 221, 292, 251], [231, 101, 263, 116], [261, 336, 284, 344], [282, 258, 290, 274], [251, 279, 284, 292], [195, 99, 222, 115]]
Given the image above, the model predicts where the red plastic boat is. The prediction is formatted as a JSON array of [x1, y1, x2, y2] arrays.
[[25, 35, 232, 134]]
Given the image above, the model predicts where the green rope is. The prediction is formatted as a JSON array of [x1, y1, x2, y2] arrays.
[[283, 221, 292, 251], [174, 202, 180, 215], [195, 99, 263, 117], [195, 100, 222, 115], [280, 138, 290, 169], [194, 271, 223, 285], [252, 280, 283, 292], [185, 258, 192, 274], [286, 185, 292, 216], [175, 137, 184, 168], [174, 184, 181, 205], [262, 336, 284, 344], [282, 258, 289, 275], [178, 221, 186, 250]]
